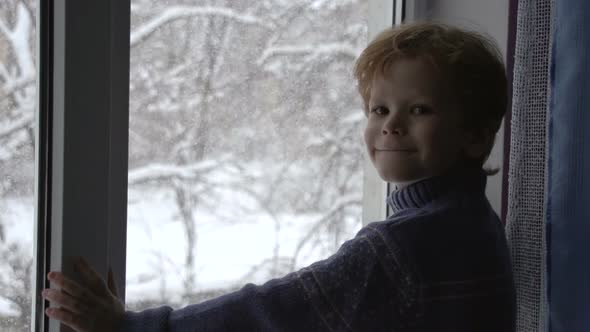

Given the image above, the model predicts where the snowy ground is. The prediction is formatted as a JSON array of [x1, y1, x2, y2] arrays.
[[0, 197, 34, 317], [0, 184, 362, 315], [126, 186, 361, 305]]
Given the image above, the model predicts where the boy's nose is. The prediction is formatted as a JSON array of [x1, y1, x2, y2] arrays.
[[382, 114, 406, 136], [382, 127, 406, 136]]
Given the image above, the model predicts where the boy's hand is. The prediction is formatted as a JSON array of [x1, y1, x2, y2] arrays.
[[42, 257, 125, 332]]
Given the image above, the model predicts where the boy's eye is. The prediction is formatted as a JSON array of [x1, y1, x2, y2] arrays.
[[409, 105, 430, 115], [370, 106, 388, 115]]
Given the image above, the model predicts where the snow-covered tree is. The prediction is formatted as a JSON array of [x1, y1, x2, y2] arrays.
[[0, 0, 36, 329], [0, 0, 35, 198], [126, 0, 366, 306]]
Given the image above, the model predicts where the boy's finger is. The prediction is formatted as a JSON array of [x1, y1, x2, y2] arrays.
[[107, 267, 119, 297], [45, 307, 88, 332], [47, 272, 89, 299], [42, 289, 88, 315], [75, 257, 109, 296]]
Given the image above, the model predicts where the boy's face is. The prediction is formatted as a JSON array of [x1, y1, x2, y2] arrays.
[[364, 57, 472, 183]]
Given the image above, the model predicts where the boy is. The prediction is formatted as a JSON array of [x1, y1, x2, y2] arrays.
[[43, 22, 516, 331]]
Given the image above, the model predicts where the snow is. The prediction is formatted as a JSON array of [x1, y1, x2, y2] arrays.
[[128, 159, 220, 184], [0, 197, 34, 316], [0, 163, 362, 313], [0, 197, 34, 251], [310, 0, 358, 10], [340, 111, 365, 124], [0, 3, 36, 86], [125, 164, 362, 304], [130, 6, 273, 47], [257, 42, 361, 66], [0, 114, 34, 140], [126, 195, 327, 302]]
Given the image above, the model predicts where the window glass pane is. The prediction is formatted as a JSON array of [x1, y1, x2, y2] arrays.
[[0, 0, 37, 330], [127, 0, 367, 309]]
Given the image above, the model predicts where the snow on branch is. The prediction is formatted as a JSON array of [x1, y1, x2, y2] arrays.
[[0, 3, 35, 78], [256, 42, 361, 66], [0, 2, 36, 92], [0, 113, 33, 140], [128, 160, 219, 185], [130, 6, 273, 48], [1, 76, 34, 97]]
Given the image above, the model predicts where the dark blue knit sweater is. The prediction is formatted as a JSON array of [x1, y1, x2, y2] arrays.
[[121, 167, 516, 331]]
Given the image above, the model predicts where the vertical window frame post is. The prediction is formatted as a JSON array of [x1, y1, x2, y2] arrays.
[[34, 0, 130, 331]]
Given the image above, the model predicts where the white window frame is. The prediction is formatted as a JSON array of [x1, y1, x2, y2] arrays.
[[32, 1, 397, 331]]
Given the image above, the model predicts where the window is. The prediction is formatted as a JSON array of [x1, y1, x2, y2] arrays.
[[126, 0, 370, 309], [12, 0, 512, 329], [0, 0, 37, 331], [33, 1, 395, 330]]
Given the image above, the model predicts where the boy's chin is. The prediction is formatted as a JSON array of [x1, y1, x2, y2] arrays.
[[376, 164, 458, 184], [378, 172, 424, 184]]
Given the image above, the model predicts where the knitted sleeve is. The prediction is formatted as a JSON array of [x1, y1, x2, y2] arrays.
[[119, 221, 414, 331]]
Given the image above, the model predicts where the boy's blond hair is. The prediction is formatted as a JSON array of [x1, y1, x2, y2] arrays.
[[353, 22, 507, 173]]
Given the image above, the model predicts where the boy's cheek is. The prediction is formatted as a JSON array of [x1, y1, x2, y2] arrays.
[[362, 126, 374, 146]]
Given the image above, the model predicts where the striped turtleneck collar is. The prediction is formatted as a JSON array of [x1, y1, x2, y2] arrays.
[[386, 166, 487, 215]]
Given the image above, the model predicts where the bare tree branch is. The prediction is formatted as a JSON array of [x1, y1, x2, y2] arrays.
[[0, 15, 10, 37], [290, 194, 361, 270], [0, 76, 34, 97]]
